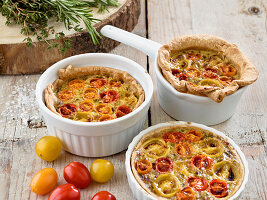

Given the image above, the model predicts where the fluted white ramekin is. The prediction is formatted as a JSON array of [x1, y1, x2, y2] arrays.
[[36, 53, 153, 157], [125, 121, 249, 200]]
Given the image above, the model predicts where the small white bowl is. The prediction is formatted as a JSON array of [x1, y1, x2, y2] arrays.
[[125, 121, 249, 200], [36, 53, 153, 157]]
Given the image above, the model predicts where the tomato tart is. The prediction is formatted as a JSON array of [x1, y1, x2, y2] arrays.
[[44, 65, 144, 122], [131, 124, 244, 199], [158, 35, 258, 102]]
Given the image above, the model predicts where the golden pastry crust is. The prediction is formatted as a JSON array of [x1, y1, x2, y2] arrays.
[[131, 124, 245, 200], [158, 34, 259, 102], [44, 65, 145, 119]]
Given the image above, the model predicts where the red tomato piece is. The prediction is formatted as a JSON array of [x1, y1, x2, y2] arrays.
[[155, 157, 173, 173], [175, 142, 193, 158], [136, 159, 152, 175], [48, 184, 80, 200], [100, 90, 119, 103], [58, 104, 77, 118], [115, 105, 132, 118], [109, 80, 122, 87], [187, 177, 208, 191], [91, 191, 116, 200], [202, 71, 219, 79], [186, 53, 202, 61], [90, 78, 107, 88], [176, 187, 196, 200], [162, 132, 185, 143], [64, 162, 91, 189], [191, 155, 214, 170], [209, 179, 228, 198], [171, 69, 188, 81], [219, 64, 237, 77]]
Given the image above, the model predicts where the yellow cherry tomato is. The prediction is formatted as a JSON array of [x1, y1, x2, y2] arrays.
[[31, 168, 58, 195], [90, 159, 114, 183], [35, 136, 62, 161]]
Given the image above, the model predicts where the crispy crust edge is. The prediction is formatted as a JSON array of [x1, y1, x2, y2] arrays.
[[157, 34, 259, 102], [130, 124, 245, 200]]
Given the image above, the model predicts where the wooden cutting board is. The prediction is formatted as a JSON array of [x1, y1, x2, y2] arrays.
[[0, 0, 140, 74]]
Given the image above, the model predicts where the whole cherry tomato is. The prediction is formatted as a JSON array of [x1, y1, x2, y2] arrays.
[[31, 168, 57, 195], [90, 159, 114, 183], [91, 191, 116, 200], [64, 162, 91, 189], [48, 184, 80, 200]]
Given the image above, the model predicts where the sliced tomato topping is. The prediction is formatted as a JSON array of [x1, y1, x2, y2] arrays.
[[202, 70, 219, 79], [219, 76, 232, 83], [68, 79, 85, 90], [155, 157, 173, 173], [204, 67, 219, 74], [175, 142, 193, 158], [136, 159, 152, 175], [79, 100, 94, 112], [58, 89, 75, 102], [109, 80, 122, 87], [95, 104, 112, 114], [209, 179, 228, 198], [90, 78, 107, 88], [83, 88, 98, 100], [58, 104, 77, 118], [187, 177, 208, 191], [115, 105, 132, 118], [186, 53, 202, 61], [99, 114, 114, 122], [219, 64, 237, 77], [100, 90, 119, 103], [171, 69, 188, 81], [191, 155, 214, 170], [185, 67, 201, 78], [162, 132, 185, 143], [176, 187, 196, 200], [185, 129, 203, 142]]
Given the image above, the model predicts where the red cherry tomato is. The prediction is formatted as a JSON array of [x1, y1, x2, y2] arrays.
[[64, 162, 91, 189], [58, 104, 77, 118], [115, 105, 131, 118], [48, 184, 80, 200], [202, 71, 219, 79], [185, 129, 203, 142], [90, 78, 107, 88], [171, 69, 188, 81], [187, 177, 208, 191], [209, 179, 228, 198], [162, 132, 185, 143], [191, 155, 214, 170], [91, 191, 116, 200], [109, 80, 121, 87], [175, 142, 193, 158], [100, 90, 119, 103], [155, 157, 173, 173]]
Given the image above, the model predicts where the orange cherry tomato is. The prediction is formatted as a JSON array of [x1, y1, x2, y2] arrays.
[[100, 90, 119, 103], [191, 155, 214, 170], [209, 179, 228, 198], [64, 162, 91, 189], [162, 132, 185, 143], [219, 64, 237, 77], [219, 76, 233, 85], [202, 71, 219, 79], [79, 100, 94, 112], [115, 105, 131, 118], [95, 104, 112, 114], [48, 184, 80, 200], [90, 78, 107, 88], [99, 114, 114, 122], [171, 69, 188, 81], [155, 157, 173, 173], [176, 187, 196, 200], [58, 104, 77, 118], [185, 129, 203, 142], [175, 142, 193, 158], [136, 159, 152, 175], [31, 168, 58, 195], [185, 67, 201, 78], [187, 177, 208, 191], [68, 79, 85, 90], [109, 80, 122, 87], [58, 89, 75, 102], [186, 53, 201, 61], [91, 191, 116, 200], [83, 88, 99, 100]]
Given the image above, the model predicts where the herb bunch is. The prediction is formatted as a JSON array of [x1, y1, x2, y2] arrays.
[[0, 0, 119, 54]]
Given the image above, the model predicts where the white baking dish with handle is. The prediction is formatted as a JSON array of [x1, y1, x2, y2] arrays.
[[101, 25, 248, 125]]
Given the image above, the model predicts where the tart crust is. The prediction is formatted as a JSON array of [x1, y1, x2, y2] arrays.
[[131, 124, 245, 199], [158, 34, 259, 102], [44, 65, 145, 117]]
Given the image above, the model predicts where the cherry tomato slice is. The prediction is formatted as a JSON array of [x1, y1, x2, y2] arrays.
[[100, 90, 119, 103], [83, 88, 99, 100], [209, 179, 228, 198], [191, 155, 214, 170], [99, 114, 114, 122], [109, 80, 122, 87], [176, 187, 196, 200], [186, 53, 202, 61], [58, 89, 75, 102], [171, 69, 188, 81], [219, 76, 232, 84], [155, 157, 173, 173], [187, 177, 208, 191], [219, 64, 237, 77], [162, 132, 185, 143], [91, 191, 116, 200], [95, 104, 112, 114], [48, 184, 80, 200], [185, 129, 203, 142], [64, 162, 91, 189], [136, 159, 152, 175], [185, 67, 201, 78], [68, 79, 85, 90], [202, 71, 219, 79], [115, 105, 131, 118], [79, 100, 94, 112], [58, 104, 77, 118], [175, 142, 193, 158], [90, 78, 107, 88]]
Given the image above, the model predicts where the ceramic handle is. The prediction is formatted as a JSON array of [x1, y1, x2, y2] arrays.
[[100, 25, 162, 60]]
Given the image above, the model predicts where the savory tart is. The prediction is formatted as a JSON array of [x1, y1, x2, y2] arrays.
[[44, 65, 144, 122], [131, 124, 244, 199], [158, 35, 259, 102]]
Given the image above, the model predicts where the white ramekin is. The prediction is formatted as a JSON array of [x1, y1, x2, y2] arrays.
[[101, 25, 250, 125], [125, 121, 249, 200], [36, 53, 153, 157]]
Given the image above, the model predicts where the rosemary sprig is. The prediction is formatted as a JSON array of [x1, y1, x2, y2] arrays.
[[0, 0, 119, 54]]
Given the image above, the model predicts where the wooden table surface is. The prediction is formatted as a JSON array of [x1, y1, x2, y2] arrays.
[[0, 0, 266, 199]]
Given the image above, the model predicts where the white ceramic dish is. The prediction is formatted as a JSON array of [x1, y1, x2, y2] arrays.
[[36, 53, 153, 157], [125, 121, 249, 200], [101, 25, 248, 125]]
